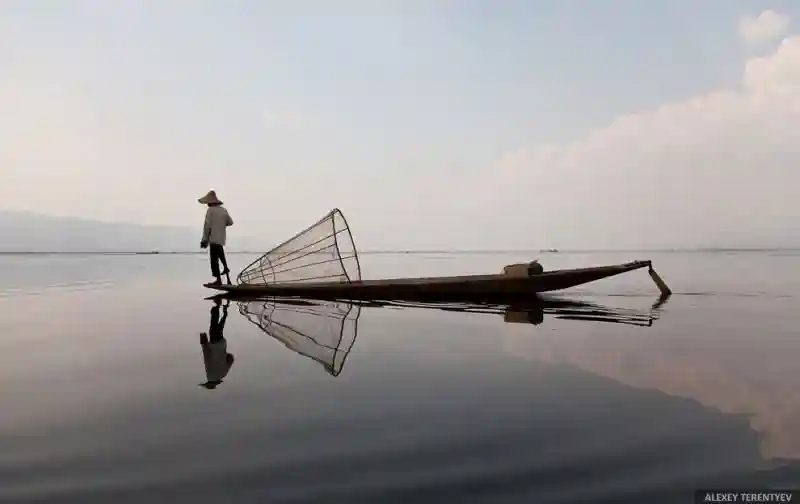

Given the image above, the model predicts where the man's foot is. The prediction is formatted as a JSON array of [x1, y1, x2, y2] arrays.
[[211, 278, 222, 286]]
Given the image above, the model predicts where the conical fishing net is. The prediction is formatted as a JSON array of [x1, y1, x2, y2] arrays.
[[237, 208, 361, 286], [238, 297, 361, 376]]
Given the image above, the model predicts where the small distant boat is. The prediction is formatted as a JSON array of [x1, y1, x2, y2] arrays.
[[205, 209, 671, 302]]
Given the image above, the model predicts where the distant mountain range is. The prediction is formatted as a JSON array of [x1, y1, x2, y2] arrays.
[[0, 211, 268, 253], [1, 210, 797, 254]]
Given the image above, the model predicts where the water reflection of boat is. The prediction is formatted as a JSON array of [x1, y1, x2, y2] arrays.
[[359, 293, 669, 328], [225, 293, 666, 378]]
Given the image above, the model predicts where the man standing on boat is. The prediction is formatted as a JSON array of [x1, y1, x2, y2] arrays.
[[198, 190, 234, 285]]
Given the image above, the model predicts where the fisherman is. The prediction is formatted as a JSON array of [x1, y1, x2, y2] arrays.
[[198, 190, 234, 285], [199, 298, 235, 390]]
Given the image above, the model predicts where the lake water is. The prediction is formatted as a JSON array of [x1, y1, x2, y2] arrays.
[[1, 251, 798, 503]]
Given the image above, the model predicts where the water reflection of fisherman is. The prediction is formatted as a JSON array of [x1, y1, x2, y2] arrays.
[[199, 298, 235, 390]]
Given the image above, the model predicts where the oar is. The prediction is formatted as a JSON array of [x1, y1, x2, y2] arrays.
[[648, 266, 672, 297]]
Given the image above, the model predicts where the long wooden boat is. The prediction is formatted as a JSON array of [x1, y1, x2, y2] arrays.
[[205, 259, 671, 302], [203, 208, 671, 302]]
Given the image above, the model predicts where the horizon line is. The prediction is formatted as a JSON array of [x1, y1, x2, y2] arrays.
[[0, 247, 797, 255]]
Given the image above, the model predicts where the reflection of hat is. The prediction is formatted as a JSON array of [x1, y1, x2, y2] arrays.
[[199, 380, 223, 389], [198, 190, 223, 205]]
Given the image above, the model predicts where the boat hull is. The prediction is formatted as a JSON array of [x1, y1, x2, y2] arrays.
[[205, 260, 655, 302]]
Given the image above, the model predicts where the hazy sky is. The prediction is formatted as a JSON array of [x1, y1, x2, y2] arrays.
[[1, 0, 798, 249]]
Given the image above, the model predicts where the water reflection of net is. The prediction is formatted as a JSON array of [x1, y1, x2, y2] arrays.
[[237, 208, 360, 286], [238, 298, 361, 376]]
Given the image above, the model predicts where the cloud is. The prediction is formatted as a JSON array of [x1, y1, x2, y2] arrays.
[[2, 7, 798, 252], [446, 31, 800, 250], [739, 10, 789, 47]]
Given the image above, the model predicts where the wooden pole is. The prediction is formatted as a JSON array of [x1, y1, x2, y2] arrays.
[[648, 266, 672, 296]]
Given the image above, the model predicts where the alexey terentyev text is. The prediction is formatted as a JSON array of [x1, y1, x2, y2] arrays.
[[694, 490, 797, 503]]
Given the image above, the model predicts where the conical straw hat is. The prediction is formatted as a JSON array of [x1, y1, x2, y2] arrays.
[[198, 190, 222, 205]]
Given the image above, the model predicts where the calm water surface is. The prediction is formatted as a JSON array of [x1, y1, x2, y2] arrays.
[[1, 251, 799, 503]]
